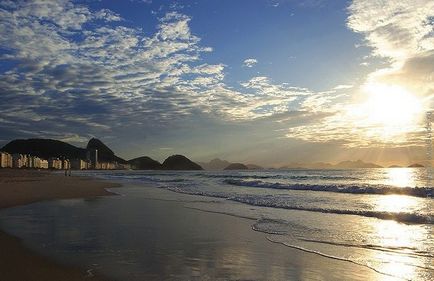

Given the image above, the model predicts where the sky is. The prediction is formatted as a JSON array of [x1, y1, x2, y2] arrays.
[[0, 0, 433, 166]]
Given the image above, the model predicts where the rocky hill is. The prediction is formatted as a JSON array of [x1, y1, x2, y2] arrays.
[[246, 164, 263, 170], [128, 156, 162, 170], [162, 155, 203, 170], [280, 160, 381, 169], [224, 163, 248, 170], [334, 160, 382, 169], [87, 138, 126, 163], [198, 158, 231, 170], [1, 138, 86, 160], [199, 158, 263, 170], [1, 138, 127, 163]]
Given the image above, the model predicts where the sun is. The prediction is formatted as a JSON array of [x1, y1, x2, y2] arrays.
[[352, 83, 423, 140]]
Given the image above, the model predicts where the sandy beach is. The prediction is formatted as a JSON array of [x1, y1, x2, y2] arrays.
[[0, 169, 119, 281]]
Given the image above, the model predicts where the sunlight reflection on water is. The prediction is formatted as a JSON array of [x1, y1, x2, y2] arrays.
[[384, 168, 416, 187]]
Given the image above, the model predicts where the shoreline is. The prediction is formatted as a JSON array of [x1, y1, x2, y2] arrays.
[[0, 169, 119, 281]]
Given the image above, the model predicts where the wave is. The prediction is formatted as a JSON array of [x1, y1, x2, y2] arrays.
[[252, 218, 293, 235], [230, 195, 434, 224], [298, 238, 434, 259], [252, 218, 433, 258], [199, 173, 360, 181], [163, 186, 434, 224], [224, 179, 434, 198], [264, 237, 410, 280]]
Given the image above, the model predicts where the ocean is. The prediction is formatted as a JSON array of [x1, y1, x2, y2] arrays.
[[0, 168, 433, 280]]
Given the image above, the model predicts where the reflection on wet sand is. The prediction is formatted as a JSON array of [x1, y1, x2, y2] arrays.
[[371, 200, 433, 281], [0, 194, 387, 281]]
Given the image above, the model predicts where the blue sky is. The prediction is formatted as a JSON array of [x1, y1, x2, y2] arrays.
[[0, 0, 433, 166]]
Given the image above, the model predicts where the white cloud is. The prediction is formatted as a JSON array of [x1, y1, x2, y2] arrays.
[[347, 0, 434, 100], [243, 58, 258, 68], [348, 0, 434, 61], [333, 84, 353, 90]]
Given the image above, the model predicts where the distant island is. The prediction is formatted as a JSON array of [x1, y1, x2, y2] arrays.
[[279, 160, 383, 169], [224, 163, 249, 170], [198, 158, 263, 170], [408, 163, 424, 168]]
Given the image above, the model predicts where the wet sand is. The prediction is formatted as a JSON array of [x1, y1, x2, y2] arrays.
[[0, 169, 119, 281]]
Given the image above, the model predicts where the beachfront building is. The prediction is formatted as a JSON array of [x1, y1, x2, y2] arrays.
[[27, 155, 42, 168], [40, 159, 49, 169], [94, 162, 131, 170], [71, 159, 90, 170], [0, 152, 12, 168], [48, 158, 63, 169], [97, 162, 115, 170], [87, 149, 98, 169], [1, 153, 50, 169], [12, 154, 28, 168], [117, 163, 131, 170], [61, 159, 71, 170]]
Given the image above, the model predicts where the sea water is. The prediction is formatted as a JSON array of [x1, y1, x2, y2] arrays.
[[0, 168, 433, 280]]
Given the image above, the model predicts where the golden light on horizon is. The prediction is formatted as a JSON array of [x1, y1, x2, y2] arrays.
[[352, 83, 423, 141]]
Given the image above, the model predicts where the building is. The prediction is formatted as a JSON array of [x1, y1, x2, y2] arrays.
[[71, 159, 90, 170], [97, 162, 115, 170], [40, 159, 49, 169], [27, 155, 42, 168], [61, 159, 70, 170], [12, 154, 28, 168], [0, 152, 12, 168], [87, 149, 98, 169], [48, 158, 63, 169], [117, 163, 131, 170]]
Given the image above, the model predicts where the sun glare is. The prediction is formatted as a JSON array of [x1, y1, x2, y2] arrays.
[[353, 83, 423, 140]]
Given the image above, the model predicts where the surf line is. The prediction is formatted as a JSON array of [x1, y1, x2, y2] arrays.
[[265, 236, 409, 281]]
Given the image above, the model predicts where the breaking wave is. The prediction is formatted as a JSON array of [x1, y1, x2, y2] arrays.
[[224, 179, 434, 198]]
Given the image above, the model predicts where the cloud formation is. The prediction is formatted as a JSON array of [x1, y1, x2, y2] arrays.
[[243, 58, 258, 68], [0, 0, 324, 146], [348, 0, 434, 98]]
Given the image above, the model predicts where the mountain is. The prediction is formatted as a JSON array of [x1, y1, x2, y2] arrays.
[[279, 160, 381, 169], [161, 155, 203, 170], [224, 163, 248, 170], [1, 138, 86, 160], [308, 162, 334, 169], [408, 163, 424, 168], [279, 162, 333, 169], [198, 158, 231, 170], [128, 156, 162, 170], [1, 138, 127, 164], [246, 164, 263, 170], [334, 160, 382, 169], [198, 158, 263, 170], [87, 138, 126, 163], [389, 165, 402, 168]]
